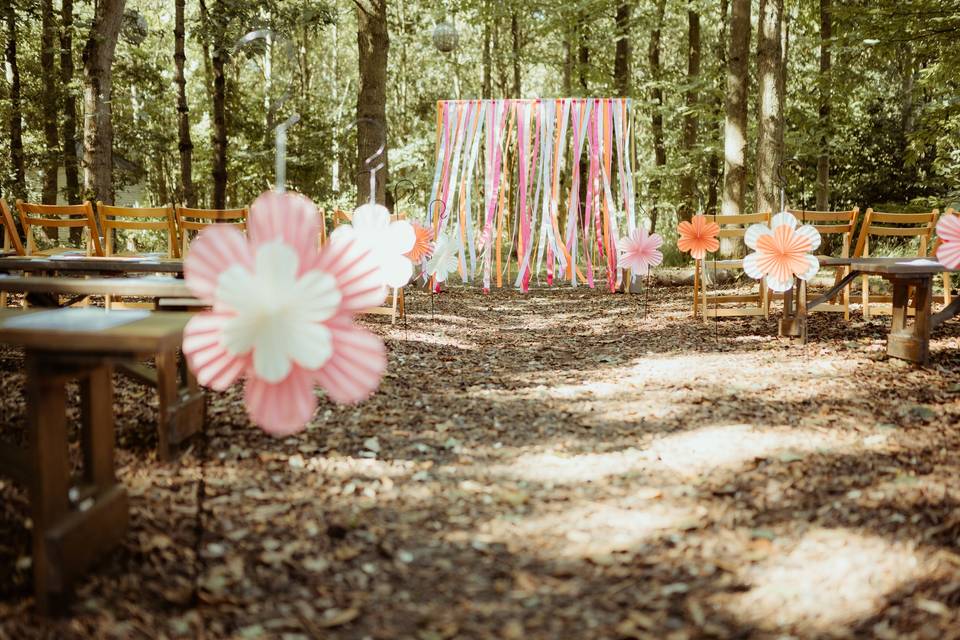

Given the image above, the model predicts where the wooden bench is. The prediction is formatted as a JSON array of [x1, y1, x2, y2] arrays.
[[0, 309, 197, 613], [0, 277, 205, 460], [781, 257, 960, 364], [0, 255, 184, 276]]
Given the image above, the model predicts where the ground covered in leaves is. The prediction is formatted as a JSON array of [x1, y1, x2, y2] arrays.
[[1, 284, 960, 639]]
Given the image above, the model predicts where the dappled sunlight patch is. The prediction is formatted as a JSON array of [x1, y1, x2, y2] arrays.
[[386, 330, 479, 351], [486, 448, 654, 484], [718, 528, 928, 633], [476, 500, 703, 560], [648, 424, 854, 478], [302, 455, 420, 478]]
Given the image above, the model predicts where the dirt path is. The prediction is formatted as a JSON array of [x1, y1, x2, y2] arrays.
[[2, 286, 960, 639]]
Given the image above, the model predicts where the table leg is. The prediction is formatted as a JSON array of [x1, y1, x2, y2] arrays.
[[886, 277, 931, 364], [26, 355, 128, 614], [155, 349, 205, 462], [779, 277, 806, 341]]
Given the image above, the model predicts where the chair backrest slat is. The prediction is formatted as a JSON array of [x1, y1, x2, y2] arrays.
[[16, 199, 103, 256], [705, 212, 771, 239], [788, 208, 859, 258]]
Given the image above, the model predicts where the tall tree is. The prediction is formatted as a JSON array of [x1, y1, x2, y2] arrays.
[[723, 0, 750, 222], [175, 0, 196, 206], [679, 6, 701, 221], [60, 0, 81, 204], [356, 0, 389, 206], [482, 3, 491, 98], [5, 0, 26, 201], [613, 3, 631, 96], [706, 0, 728, 214], [510, 11, 521, 98], [210, 0, 228, 208], [40, 0, 60, 205], [82, 0, 125, 205], [754, 0, 784, 213], [815, 0, 831, 210], [647, 0, 667, 232]]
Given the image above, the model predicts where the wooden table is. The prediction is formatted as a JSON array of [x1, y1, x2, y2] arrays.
[[0, 309, 197, 613], [0, 255, 183, 276], [780, 257, 960, 363], [0, 274, 192, 302]]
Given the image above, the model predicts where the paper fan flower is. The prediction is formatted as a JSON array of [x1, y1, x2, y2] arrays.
[[935, 212, 960, 269], [406, 223, 435, 262], [331, 203, 416, 289], [618, 227, 664, 276], [182, 190, 388, 436], [677, 215, 721, 260], [426, 233, 459, 283], [743, 211, 821, 292]]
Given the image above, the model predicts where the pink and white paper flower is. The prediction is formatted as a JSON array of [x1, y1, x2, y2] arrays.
[[182, 191, 388, 436], [617, 227, 664, 276], [935, 212, 960, 269], [743, 211, 821, 292], [426, 233, 459, 283], [331, 204, 416, 289]]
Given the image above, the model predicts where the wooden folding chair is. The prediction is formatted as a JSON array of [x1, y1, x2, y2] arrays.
[[789, 207, 859, 320], [1, 199, 26, 307], [15, 199, 103, 257], [174, 205, 247, 256], [98, 203, 179, 259], [694, 212, 771, 319], [852, 208, 939, 318], [333, 209, 405, 324], [97, 203, 180, 309]]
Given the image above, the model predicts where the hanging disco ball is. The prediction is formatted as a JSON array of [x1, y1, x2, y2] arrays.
[[432, 20, 459, 53]]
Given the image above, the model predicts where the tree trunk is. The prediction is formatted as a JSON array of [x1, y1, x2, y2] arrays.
[[82, 0, 125, 206], [723, 0, 750, 223], [613, 3, 631, 96], [679, 7, 701, 221], [356, 0, 389, 206], [754, 0, 783, 214], [60, 0, 81, 205], [706, 0, 728, 215], [40, 0, 60, 205], [210, 0, 228, 209], [5, 1, 25, 201], [578, 15, 589, 95], [174, 0, 195, 206], [482, 2, 491, 98], [511, 12, 521, 98], [815, 0, 831, 210], [648, 0, 667, 233]]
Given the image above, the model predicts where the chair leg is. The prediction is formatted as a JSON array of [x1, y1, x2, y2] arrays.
[[0, 291, 6, 308], [945, 273, 953, 306], [843, 267, 851, 321], [862, 274, 870, 319], [692, 261, 700, 318]]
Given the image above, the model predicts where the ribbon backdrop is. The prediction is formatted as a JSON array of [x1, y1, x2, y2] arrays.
[[426, 98, 637, 292]]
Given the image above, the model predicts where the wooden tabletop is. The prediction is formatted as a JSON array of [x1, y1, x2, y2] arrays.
[[0, 308, 191, 354], [0, 275, 193, 298], [818, 256, 959, 275], [0, 255, 183, 274]]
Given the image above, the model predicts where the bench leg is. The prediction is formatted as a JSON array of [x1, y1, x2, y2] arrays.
[[155, 350, 205, 462], [26, 356, 128, 614], [887, 277, 931, 364], [778, 278, 806, 341]]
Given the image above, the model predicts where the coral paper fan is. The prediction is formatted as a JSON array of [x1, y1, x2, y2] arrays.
[[617, 227, 664, 276], [330, 203, 416, 289], [743, 212, 822, 292], [182, 190, 388, 436], [406, 223, 435, 262], [935, 212, 960, 269], [677, 215, 720, 260]]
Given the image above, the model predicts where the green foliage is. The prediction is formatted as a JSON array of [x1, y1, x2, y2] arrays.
[[0, 0, 956, 228]]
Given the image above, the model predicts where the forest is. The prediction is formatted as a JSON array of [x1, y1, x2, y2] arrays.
[[1, 0, 959, 259]]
